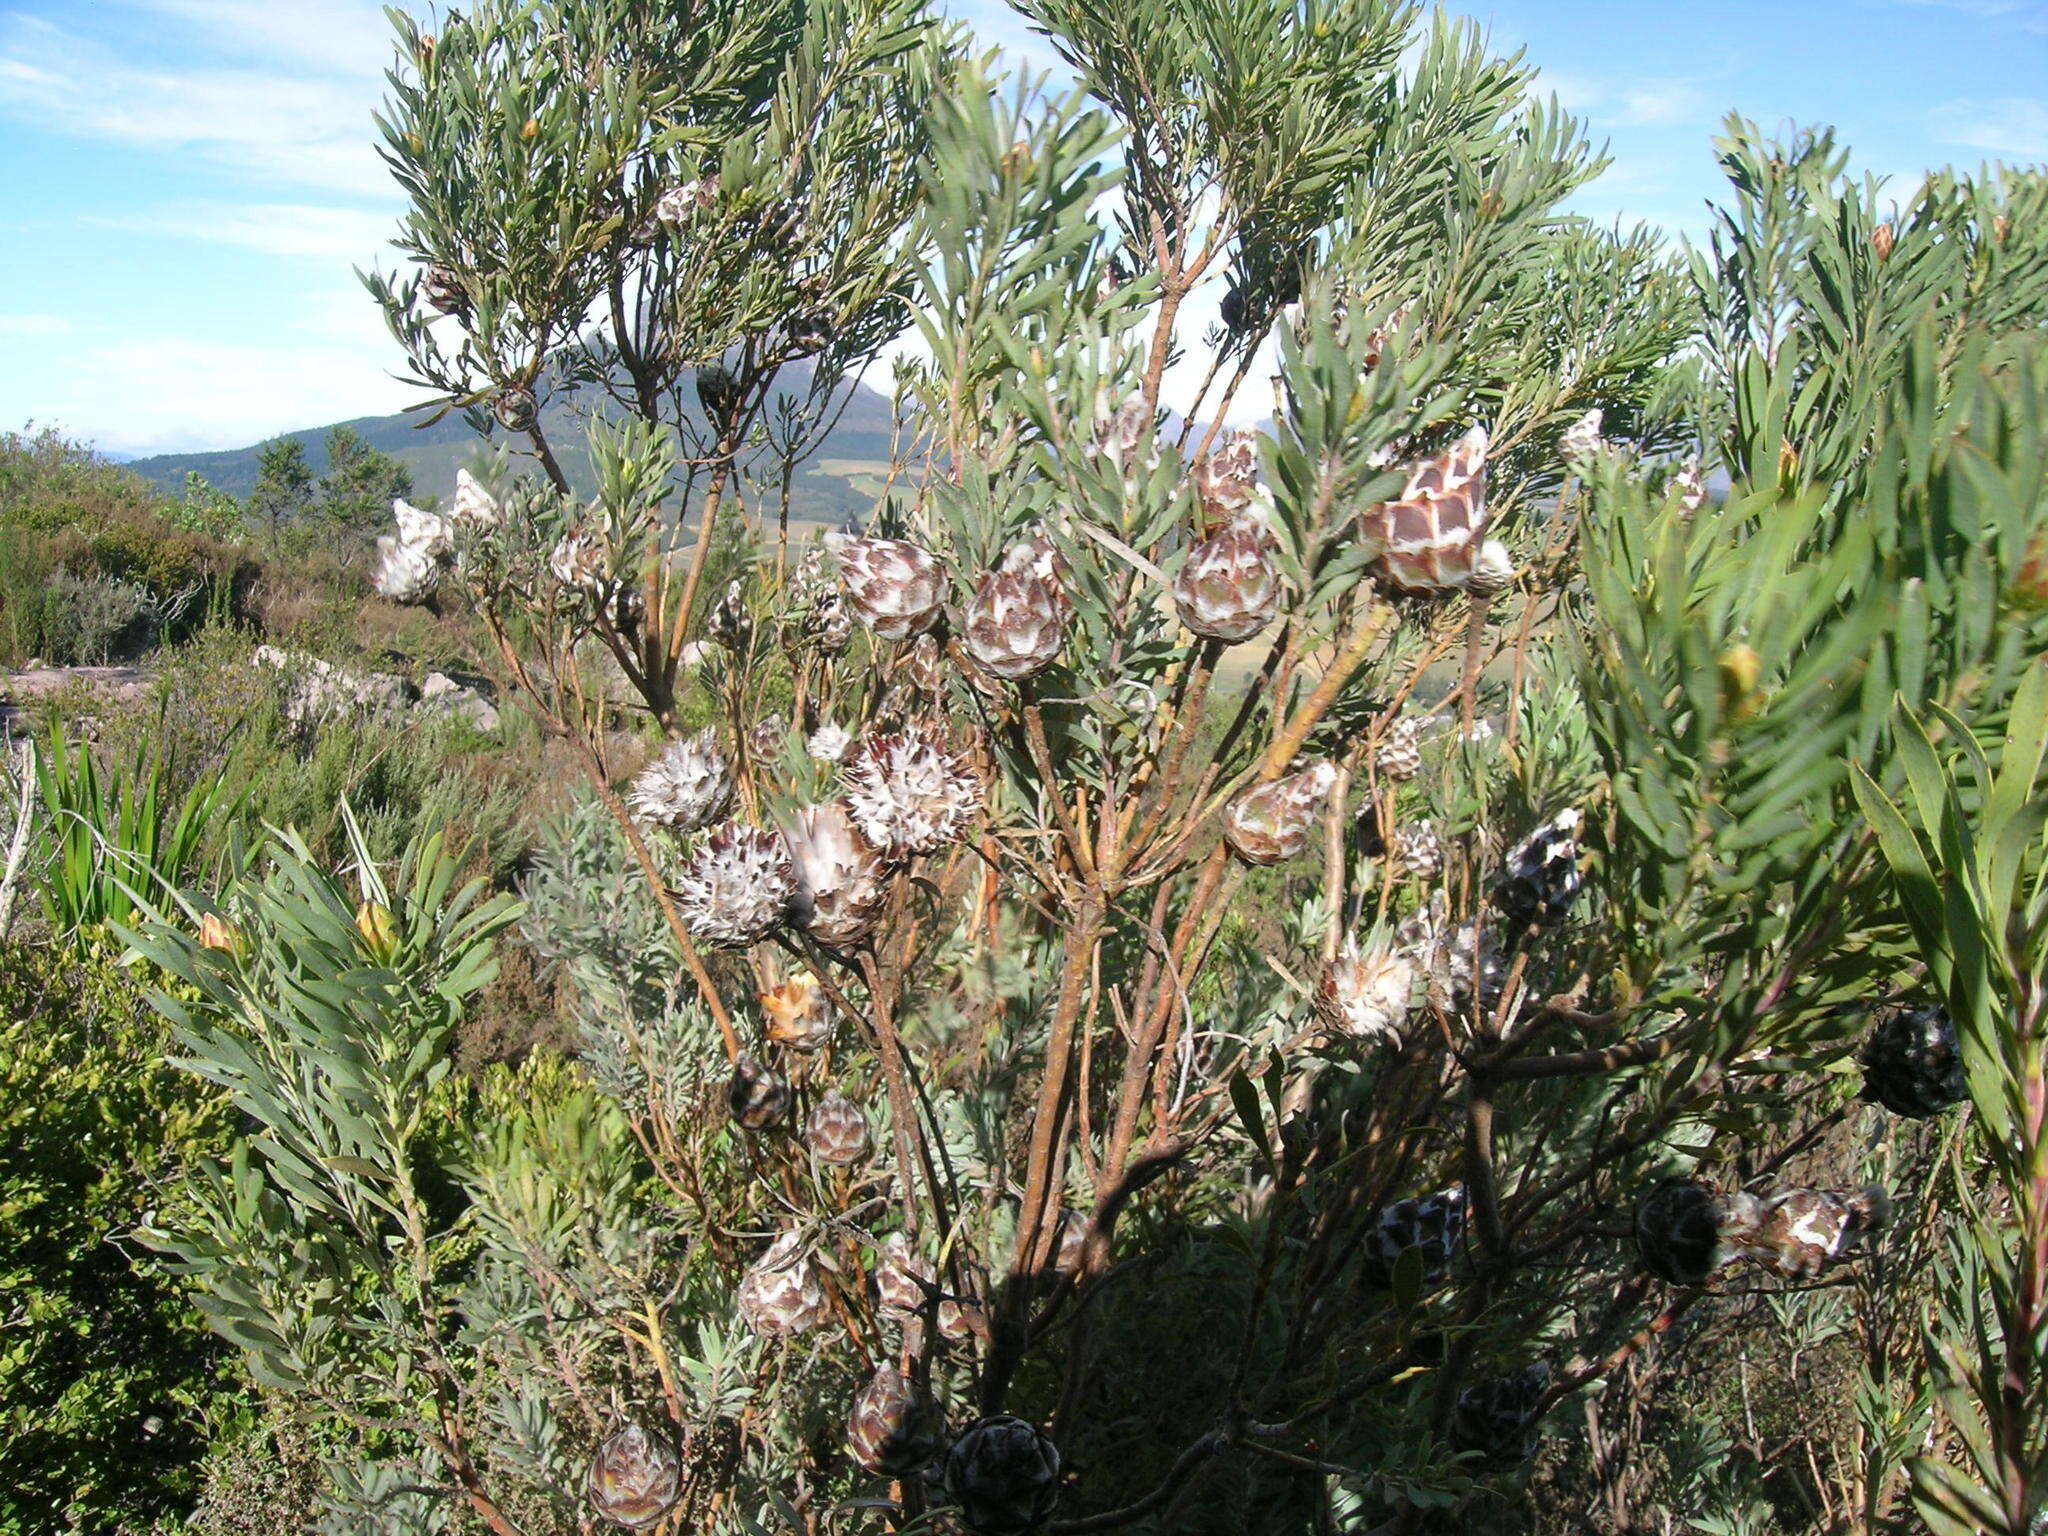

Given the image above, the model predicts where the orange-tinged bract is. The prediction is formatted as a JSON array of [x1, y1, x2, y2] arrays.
[[759, 973, 834, 1054]]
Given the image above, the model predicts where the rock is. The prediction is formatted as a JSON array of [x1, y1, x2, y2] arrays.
[[253, 645, 415, 724], [419, 672, 500, 731]]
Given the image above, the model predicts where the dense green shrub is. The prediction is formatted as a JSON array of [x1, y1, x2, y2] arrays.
[[0, 944, 238, 1535]]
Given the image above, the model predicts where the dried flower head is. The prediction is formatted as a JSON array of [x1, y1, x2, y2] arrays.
[[759, 974, 834, 1054], [586, 1423, 683, 1530], [629, 730, 732, 832], [1174, 514, 1282, 643], [781, 800, 888, 946], [673, 822, 795, 947], [843, 726, 984, 858], [1361, 425, 1495, 595], [727, 1054, 791, 1131], [1314, 937, 1414, 1045]]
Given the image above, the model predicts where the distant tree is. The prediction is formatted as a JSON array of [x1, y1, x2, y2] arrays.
[[246, 438, 312, 550], [313, 425, 413, 535], [171, 472, 243, 541]]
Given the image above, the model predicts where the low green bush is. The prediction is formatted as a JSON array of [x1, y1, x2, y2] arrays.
[[0, 943, 240, 1535]]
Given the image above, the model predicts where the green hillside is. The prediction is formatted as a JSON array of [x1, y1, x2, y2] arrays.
[[127, 364, 901, 526]]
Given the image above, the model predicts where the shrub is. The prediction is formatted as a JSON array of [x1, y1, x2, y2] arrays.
[[0, 943, 238, 1535]]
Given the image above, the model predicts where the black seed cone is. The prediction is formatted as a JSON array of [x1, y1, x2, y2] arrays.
[[1634, 1178, 1726, 1285], [1363, 1187, 1467, 1289], [1494, 809, 1584, 928], [1453, 1362, 1551, 1464], [943, 1414, 1061, 1535], [1861, 1005, 1967, 1118]]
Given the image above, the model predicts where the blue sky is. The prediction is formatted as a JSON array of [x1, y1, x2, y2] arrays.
[[1, 0, 2043, 457]]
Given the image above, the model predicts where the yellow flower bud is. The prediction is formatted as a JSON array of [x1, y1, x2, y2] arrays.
[[355, 900, 398, 957], [1718, 644, 1764, 720], [198, 913, 245, 957]]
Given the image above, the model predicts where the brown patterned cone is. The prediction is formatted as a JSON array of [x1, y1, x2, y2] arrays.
[[1313, 938, 1413, 1045], [964, 534, 1069, 681], [759, 974, 834, 1054], [1373, 716, 1424, 782], [1173, 515, 1281, 643], [737, 1230, 830, 1336], [805, 1090, 872, 1166], [1871, 222, 1896, 262], [727, 1054, 791, 1131], [586, 1422, 683, 1530], [494, 386, 539, 434], [710, 579, 749, 649], [1092, 392, 1156, 475], [1223, 761, 1339, 866], [1389, 820, 1442, 880], [673, 823, 795, 947], [937, 1294, 990, 1347], [1046, 1209, 1089, 1278], [780, 800, 888, 947], [421, 264, 469, 317], [1361, 425, 1493, 595], [848, 1367, 942, 1477], [943, 1414, 1062, 1536], [905, 631, 949, 694], [875, 1232, 936, 1315], [1635, 1179, 1889, 1285], [1193, 431, 1260, 522], [843, 725, 985, 858], [831, 534, 945, 641]]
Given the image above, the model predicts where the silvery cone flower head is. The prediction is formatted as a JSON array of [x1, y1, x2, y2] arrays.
[[586, 1422, 683, 1530], [829, 533, 945, 641], [373, 536, 440, 604], [1560, 407, 1606, 461], [808, 720, 852, 763], [806, 1090, 872, 1166], [393, 498, 452, 561], [628, 729, 731, 832], [550, 524, 609, 593], [673, 822, 795, 947], [843, 725, 985, 858], [1223, 760, 1338, 865], [654, 176, 717, 225], [737, 1230, 829, 1336], [1092, 391, 1156, 475], [781, 800, 888, 946], [943, 1415, 1062, 1536], [874, 1231, 934, 1315], [1193, 431, 1260, 521], [964, 533, 1069, 681], [1314, 937, 1414, 1045], [1173, 513, 1282, 643], [449, 468, 500, 529], [1361, 425, 1497, 596], [848, 1366, 942, 1478]]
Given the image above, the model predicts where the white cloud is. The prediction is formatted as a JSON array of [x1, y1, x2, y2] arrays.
[[0, 314, 73, 339], [0, 12, 394, 197], [95, 203, 400, 262], [1538, 69, 1713, 131], [130, 0, 395, 73], [1932, 97, 2048, 159]]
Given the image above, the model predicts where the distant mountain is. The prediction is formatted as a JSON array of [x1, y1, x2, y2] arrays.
[[126, 363, 901, 528]]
